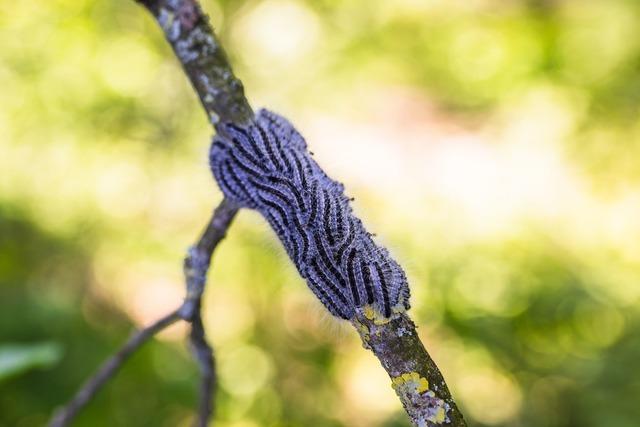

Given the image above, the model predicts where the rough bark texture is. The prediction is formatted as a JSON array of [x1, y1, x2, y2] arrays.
[[137, 0, 254, 126], [353, 313, 466, 426]]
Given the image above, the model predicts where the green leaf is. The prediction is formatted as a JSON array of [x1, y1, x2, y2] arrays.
[[0, 342, 63, 382]]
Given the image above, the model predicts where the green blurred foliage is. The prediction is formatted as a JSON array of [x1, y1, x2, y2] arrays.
[[1, 0, 639, 426], [0, 342, 62, 382]]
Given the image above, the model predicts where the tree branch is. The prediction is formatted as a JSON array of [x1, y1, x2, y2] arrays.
[[51, 0, 467, 425], [189, 306, 215, 427], [180, 198, 239, 321], [133, 2, 249, 422], [136, 0, 254, 126], [181, 198, 238, 426], [353, 313, 466, 426]]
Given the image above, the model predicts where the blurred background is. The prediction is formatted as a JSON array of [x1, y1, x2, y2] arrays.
[[1, 0, 639, 426]]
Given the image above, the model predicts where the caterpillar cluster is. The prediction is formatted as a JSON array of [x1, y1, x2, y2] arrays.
[[209, 109, 410, 320]]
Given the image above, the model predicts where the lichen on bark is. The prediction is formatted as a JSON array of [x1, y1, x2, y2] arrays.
[[138, 0, 253, 125], [352, 312, 466, 426]]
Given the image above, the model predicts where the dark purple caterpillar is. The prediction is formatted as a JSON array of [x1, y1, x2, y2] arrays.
[[209, 109, 410, 320]]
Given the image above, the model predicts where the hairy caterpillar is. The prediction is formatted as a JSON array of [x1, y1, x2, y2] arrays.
[[209, 109, 410, 320]]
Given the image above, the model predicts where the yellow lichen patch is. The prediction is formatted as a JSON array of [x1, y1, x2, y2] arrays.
[[361, 304, 392, 325], [363, 305, 376, 320], [391, 372, 451, 424], [427, 406, 447, 424], [391, 371, 430, 393]]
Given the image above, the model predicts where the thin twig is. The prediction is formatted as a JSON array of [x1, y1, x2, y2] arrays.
[[49, 309, 182, 427], [49, 199, 238, 427], [189, 305, 215, 427], [180, 198, 238, 426], [180, 198, 239, 321]]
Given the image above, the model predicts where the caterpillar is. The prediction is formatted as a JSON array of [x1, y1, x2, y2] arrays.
[[209, 109, 410, 320]]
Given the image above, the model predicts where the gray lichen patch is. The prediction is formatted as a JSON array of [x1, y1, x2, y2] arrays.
[[158, 8, 181, 41], [396, 323, 412, 337], [175, 26, 218, 64]]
